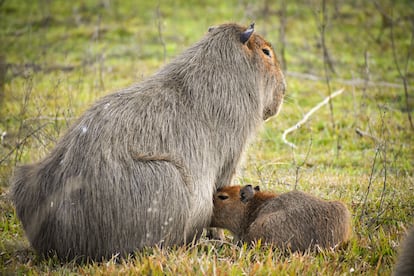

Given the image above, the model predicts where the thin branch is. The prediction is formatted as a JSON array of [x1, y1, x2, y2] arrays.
[[294, 137, 313, 190], [282, 88, 344, 148], [377, 149, 388, 220], [0, 122, 51, 165], [156, 3, 167, 63], [22, 116, 74, 122], [355, 128, 380, 144], [318, 0, 336, 75], [279, 0, 287, 71], [359, 146, 380, 222], [389, 6, 414, 130], [362, 50, 370, 99], [286, 71, 410, 89], [318, 0, 336, 130], [403, 22, 414, 75], [0, 55, 5, 106]]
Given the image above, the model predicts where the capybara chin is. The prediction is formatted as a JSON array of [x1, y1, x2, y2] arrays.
[[211, 185, 352, 252], [11, 23, 286, 261]]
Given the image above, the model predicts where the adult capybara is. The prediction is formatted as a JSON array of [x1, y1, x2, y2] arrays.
[[211, 185, 351, 251], [11, 23, 286, 260], [394, 226, 414, 276]]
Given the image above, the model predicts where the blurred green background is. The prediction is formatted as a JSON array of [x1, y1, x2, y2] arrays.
[[0, 0, 413, 274]]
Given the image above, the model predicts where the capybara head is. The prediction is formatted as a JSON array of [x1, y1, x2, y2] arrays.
[[211, 185, 245, 231], [206, 23, 286, 120], [211, 185, 260, 232]]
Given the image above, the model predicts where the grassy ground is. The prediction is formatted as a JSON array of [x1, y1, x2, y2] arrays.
[[1, 0, 413, 274]]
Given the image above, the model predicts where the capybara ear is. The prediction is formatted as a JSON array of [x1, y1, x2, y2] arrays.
[[240, 184, 255, 203], [240, 23, 255, 44], [254, 185, 260, 192]]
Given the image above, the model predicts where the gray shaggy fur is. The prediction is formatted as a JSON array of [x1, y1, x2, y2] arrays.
[[211, 185, 352, 251], [11, 23, 285, 260], [394, 227, 414, 276]]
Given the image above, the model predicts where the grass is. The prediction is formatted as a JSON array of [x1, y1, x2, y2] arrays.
[[1, 0, 413, 274]]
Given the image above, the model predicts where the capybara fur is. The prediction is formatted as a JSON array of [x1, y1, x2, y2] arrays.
[[211, 185, 351, 251], [393, 226, 414, 276], [11, 23, 285, 260]]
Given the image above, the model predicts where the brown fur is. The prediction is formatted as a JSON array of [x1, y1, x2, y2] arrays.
[[394, 226, 414, 276], [11, 23, 285, 260], [211, 185, 352, 251]]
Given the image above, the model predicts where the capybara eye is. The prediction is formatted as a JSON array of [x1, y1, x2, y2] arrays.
[[218, 195, 229, 200], [262, 48, 271, 57]]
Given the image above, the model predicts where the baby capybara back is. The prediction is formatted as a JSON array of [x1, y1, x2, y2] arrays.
[[211, 185, 351, 251]]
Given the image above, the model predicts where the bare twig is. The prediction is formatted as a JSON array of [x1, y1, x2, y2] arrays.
[[318, 0, 336, 75], [389, 6, 414, 130], [286, 71, 411, 89], [375, 105, 389, 224], [359, 146, 380, 221], [293, 137, 313, 190], [0, 55, 5, 106], [7, 51, 120, 79], [156, 3, 167, 63], [317, 0, 336, 130], [0, 122, 51, 165], [355, 128, 380, 144], [8, 63, 77, 78], [279, 0, 287, 71], [282, 88, 345, 148], [362, 50, 370, 99], [23, 116, 74, 122], [360, 106, 395, 227]]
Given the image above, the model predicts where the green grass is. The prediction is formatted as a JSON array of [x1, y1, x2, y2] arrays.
[[1, 0, 413, 274]]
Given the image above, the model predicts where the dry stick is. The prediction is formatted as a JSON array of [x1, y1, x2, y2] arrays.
[[355, 128, 380, 144], [375, 106, 389, 225], [279, 0, 287, 72], [362, 50, 370, 99], [156, 3, 167, 63], [390, 7, 414, 130], [282, 88, 344, 149], [286, 71, 410, 89], [319, 0, 336, 75], [293, 136, 313, 190], [0, 122, 51, 165], [360, 146, 380, 222], [372, 145, 402, 224], [0, 55, 6, 106], [319, 0, 336, 131]]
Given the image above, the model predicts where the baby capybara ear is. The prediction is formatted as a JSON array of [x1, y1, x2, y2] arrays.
[[240, 185, 255, 203], [254, 185, 260, 192]]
